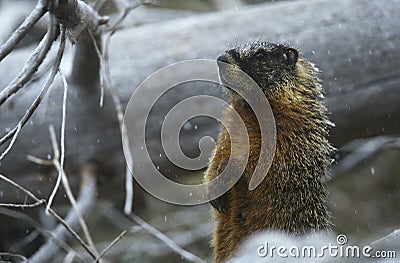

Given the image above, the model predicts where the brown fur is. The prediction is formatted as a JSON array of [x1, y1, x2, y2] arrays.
[[204, 42, 334, 262]]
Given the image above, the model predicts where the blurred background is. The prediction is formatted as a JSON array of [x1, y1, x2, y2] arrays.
[[0, 0, 399, 262]]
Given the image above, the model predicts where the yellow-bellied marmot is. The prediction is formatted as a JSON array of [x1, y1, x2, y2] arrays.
[[204, 42, 334, 262]]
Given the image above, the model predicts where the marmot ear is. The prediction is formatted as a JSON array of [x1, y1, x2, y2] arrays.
[[284, 48, 298, 66]]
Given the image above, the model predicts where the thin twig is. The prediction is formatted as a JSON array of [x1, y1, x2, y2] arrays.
[[49, 127, 100, 258], [0, 0, 48, 62], [59, 69, 68, 190], [86, 1, 151, 216], [36, 125, 100, 259], [105, 0, 155, 34], [0, 19, 64, 148], [58, 71, 95, 251], [31, 67, 99, 258], [0, 207, 79, 259], [126, 213, 205, 263], [0, 15, 57, 106], [89, 1, 137, 214], [101, 0, 158, 117], [103, 29, 124, 128], [47, 204, 97, 260], [43, 69, 67, 214], [46, 126, 62, 213], [30, 169, 98, 262], [105, 39, 134, 215], [124, 166, 134, 214], [0, 123, 22, 161], [0, 174, 42, 203], [94, 230, 127, 262], [27, 154, 53, 165], [0, 172, 96, 260], [0, 199, 45, 208], [87, 29, 105, 107], [102, 2, 142, 215]]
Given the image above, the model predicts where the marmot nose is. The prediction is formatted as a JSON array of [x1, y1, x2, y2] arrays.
[[217, 54, 229, 64]]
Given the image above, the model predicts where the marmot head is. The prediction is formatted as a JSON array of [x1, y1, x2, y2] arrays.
[[217, 42, 322, 104]]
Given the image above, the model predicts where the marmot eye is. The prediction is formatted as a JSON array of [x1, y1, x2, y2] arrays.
[[283, 48, 298, 66], [254, 50, 266, 60]]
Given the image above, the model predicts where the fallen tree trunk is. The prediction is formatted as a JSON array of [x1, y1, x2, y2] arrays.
[[0, 0, 399, 198]]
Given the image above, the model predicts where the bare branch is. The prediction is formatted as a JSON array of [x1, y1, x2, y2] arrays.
[[94, 230, 127, 263], [45, 69, 69, 214], [0, 174, 42, 203], [104, 34, 134, 213], [27, 155, 53, 166], [124, 166, 134, 214], [0, 199, 44, 209], [104, 0, 156, 34], [26, 65, 101, 259], [0, 123, 22, 161], [36, 125, 100, 259], [0, 1, 120, 260], [30, 167, 98, 262], [51, 132, 100, 258], [0, 0, 48, 62], [0, 15, 57, 106], [0, 207, 79, 259], [46, 126, 62, 213], [126, 213, 204, 263], [103, 27, 124, 129], [0, 22, 65, 148], [59, 70, 68, 173], [87, 29, 105, 106], [101, 1, 150, 216], [86, 0, 138, 215], [0, 171, 96, 260]]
